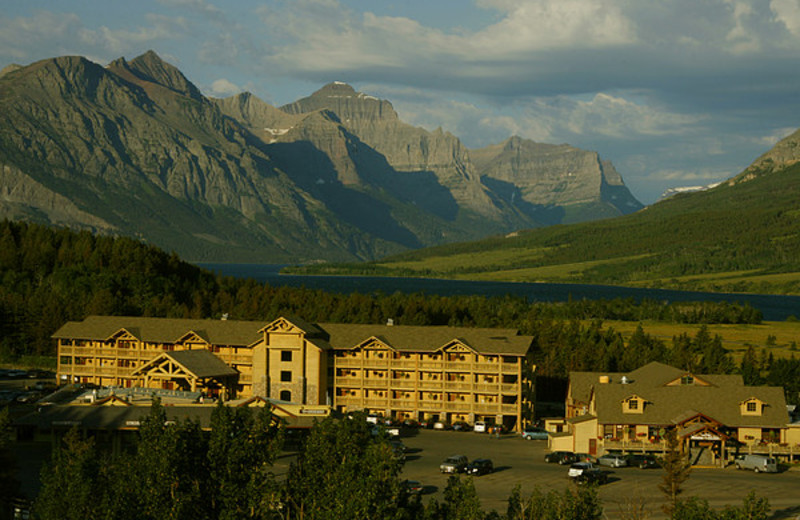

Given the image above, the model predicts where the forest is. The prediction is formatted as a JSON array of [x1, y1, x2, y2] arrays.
[[0, 219, 798, 404], [0, 403, 772, 520]]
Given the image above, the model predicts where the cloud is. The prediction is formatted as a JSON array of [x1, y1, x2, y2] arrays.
[[208, 78, 242, 97], [771, 0, 800, 36]]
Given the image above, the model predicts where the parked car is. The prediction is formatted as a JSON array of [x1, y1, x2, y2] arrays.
[[473, 421, 487, 433], [573, 467, 608, 485], [401, 479, 423, 495], [440, 455, 469, 473], [597, 453, 628, 468], [545, 451, 577, 465], [466, 458, 494, 476], [573, 453, 597, 463], [452, 421, 471, 431], [734, 454, 778, 473], [567, 462, 595, 479], [433, 421, 449, 430], [390, 440, 407, 460], [521, 426, 549, 440], [625, 453, 660, 469]]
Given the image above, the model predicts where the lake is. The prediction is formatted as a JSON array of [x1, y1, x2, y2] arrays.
[[196, 263, 800, 322]]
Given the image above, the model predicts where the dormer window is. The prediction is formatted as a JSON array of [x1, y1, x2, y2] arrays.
[[680, 375, 694, 385], [622, 395, 645, 414], [741, 398, 764, 416]]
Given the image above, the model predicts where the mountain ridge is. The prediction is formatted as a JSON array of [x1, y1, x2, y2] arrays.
[[0, 51, 642, 262]]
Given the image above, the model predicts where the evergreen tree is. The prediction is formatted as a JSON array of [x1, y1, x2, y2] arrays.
[[34, 428, 100, 520], [659, 429, 692, 519], [0, 407, 19, 520], [207, 402, 283, 519], [283, 412, 404, 520]]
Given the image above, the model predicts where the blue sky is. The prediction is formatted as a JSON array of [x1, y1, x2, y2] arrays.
[[3, 0, 800, 204]]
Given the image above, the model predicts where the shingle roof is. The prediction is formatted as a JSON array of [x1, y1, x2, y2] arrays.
[[317, 322, 532, 356], [53, 316, 533, 356], [163, 350, 238, 378], [590, 374, 788, 428], [53, 316, 267, 346]]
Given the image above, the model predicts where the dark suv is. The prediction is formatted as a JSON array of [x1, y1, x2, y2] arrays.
[[466, 458, 494, 476], [545, 451, 577, 464], [625, 453, 660, 469]]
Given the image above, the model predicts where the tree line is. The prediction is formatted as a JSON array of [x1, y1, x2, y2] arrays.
[[0, 219, 762, 360], [3, 220, 799, 403], [12, 402, 770, 520]]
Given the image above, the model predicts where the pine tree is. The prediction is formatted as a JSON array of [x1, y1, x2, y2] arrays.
[[659, 429, 692, 518]]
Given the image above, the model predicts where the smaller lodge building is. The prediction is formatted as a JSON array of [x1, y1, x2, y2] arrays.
[[52, 315, 536, 431], [548, 361, 800, 465]]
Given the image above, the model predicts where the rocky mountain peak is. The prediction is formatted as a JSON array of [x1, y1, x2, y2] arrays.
[[0, 64, 22, 78], [111, 50, 202, 101], [734, 128, 800, 183], [313, 81, 358, 97], [281, 82, 398, 125]]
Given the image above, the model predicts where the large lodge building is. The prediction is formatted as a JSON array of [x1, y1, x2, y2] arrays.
[[54, 315, 535, 431]]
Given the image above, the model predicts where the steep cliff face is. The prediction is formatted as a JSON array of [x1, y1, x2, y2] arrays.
[[281, 83, 506, 221], [472, 136, 642, 223]]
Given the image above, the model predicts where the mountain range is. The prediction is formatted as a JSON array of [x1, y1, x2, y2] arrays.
[[311, 127, 800, 294], [0, 51, 641, 262]]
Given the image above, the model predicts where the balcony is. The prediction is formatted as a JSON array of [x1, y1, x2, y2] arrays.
[[389, 399, 416, 409], [418, 381, 443, 390], [444, 382, 472, 392], [501, 363, 518, 373], [222, 354, 252, 364], [362, 379, 390, 389], [334, 358, 362, 368], [335, 396, 363, 406], [473, 362, 499, 372], [419, 361, 443, 370], [391, 360, 418, 369], [390, 378, 416, 389], [442, 402, 472, 412], [363, 359, 390, 368], [473, 383, 500, 393], [334, 377, 362, 387]]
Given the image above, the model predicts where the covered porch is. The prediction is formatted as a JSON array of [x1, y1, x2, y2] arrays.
[[132, 349, 239, 399]]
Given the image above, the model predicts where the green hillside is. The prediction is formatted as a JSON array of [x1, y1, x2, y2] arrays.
[[289, 162, 800, 294]]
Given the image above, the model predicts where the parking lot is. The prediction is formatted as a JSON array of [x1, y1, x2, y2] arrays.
[[396, 429, 800, 519]]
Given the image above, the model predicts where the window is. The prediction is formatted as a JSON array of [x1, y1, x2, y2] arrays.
[[629, 399, 638, 410], [281, 370, 292, 382], [59, 356, 71, 365], [280, 390, 292, 401], [746, 401, 757, 412], [680, 375, 694, 385], [281, 350, 292, 362]]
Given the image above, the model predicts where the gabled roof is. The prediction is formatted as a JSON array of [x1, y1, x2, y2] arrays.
[[53, 316, 266, 347], [591, 374, 788, 428], [318, 322, 531, 356], [132, 350, 237, 379]]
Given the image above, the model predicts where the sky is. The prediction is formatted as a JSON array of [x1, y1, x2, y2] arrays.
[[2, 0, 800, 204]]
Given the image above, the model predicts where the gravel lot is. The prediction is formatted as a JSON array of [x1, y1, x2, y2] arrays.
[[397, 429, 800, 519]]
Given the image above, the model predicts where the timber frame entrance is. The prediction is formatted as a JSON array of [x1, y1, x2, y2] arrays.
[[131, 351, 238, 397]]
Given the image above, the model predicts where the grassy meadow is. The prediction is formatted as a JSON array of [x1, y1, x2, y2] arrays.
[[602, 319, 800, 363]]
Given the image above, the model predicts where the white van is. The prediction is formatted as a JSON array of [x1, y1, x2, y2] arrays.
[[473, 421, 487, 433], [734, 454, 778, 473]]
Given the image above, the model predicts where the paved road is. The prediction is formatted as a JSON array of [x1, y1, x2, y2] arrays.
[[397, 429, 800, 519]]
